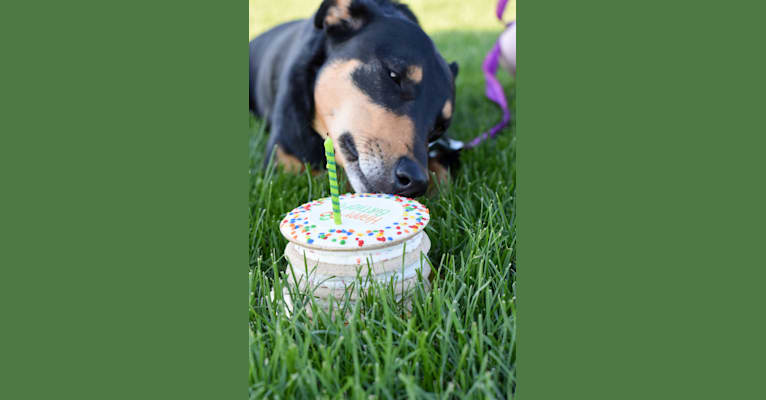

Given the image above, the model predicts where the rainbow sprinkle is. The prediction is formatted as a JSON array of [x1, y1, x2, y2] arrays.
[[279, 193, 429, 249]]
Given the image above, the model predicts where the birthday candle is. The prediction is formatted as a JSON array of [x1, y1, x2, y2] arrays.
[[324, 137, 342, 225]]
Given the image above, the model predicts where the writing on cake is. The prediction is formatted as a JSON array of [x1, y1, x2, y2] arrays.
[[319, 203, 391, 225]]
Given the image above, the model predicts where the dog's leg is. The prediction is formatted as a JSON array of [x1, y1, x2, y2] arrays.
[[428, 158, 450, 191], [265, 86, 326, 172], [270, 144, 326, 177], [273, 145, 306, 173], [263, 30, 328, 172]]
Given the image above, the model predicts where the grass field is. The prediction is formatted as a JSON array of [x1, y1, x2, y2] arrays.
[[249, 1, 516, 398]]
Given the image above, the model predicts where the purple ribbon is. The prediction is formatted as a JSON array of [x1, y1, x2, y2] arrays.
[[496, 0, 509, 21], [465, 2, 513, 149]]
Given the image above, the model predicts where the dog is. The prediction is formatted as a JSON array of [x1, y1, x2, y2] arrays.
[[250, 0, 459, 197]]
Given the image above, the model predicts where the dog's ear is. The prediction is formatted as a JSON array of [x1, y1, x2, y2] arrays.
[[449, 61, 459, 79], [392, 2, 419, 25], [314, 0, 370, 36]]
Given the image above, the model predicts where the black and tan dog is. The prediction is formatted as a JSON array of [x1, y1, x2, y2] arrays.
[[250, 0, 458, 197]]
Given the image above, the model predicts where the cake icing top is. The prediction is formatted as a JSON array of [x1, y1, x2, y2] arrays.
[[279, 193, 430, 250]]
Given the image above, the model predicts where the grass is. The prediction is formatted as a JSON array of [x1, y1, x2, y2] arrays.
[[250, 1, 516, 398]]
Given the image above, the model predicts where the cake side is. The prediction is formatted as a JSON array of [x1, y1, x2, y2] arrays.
[[285, 232, 431, 277]]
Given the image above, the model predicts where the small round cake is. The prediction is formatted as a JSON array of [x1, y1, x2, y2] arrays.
[[277, 193, 431, 317]]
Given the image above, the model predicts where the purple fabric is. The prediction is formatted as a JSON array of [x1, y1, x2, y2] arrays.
[[496, 0, 508, 20], [466, 41, 511, 149], [465, 0, 512, 149]]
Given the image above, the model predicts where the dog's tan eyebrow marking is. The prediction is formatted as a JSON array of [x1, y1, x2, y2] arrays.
[[325, 0, 350, 25], [406, 65, 423, 83], [324, 0, 362, 30], [441, 100, 452, 119]]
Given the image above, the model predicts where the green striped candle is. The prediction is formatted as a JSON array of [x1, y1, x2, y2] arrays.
[[324, 137, 342, 225]]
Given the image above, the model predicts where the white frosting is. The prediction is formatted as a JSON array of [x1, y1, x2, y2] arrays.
[[291, 231, 424, 265], [279, 194, 430, 251], [293, 258, 430, 289]]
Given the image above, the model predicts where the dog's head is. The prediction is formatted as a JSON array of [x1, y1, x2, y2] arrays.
[[312, 0, 458, 197]]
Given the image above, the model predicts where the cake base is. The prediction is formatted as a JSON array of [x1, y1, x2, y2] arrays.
[[271, 278, 432, 319]]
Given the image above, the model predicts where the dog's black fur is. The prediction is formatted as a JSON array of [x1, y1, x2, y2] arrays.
[[250, 0, 458, 196]]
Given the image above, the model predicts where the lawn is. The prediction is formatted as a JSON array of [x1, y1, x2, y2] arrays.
[[249, 1, 516, 398]]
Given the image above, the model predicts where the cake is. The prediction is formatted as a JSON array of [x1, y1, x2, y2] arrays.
[[276, 193, 432, 317]]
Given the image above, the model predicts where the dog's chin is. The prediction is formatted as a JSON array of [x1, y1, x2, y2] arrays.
[[342, 160, 372, 193]]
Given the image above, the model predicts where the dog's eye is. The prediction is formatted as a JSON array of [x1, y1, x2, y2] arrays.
[[388, 70, 401, 85]]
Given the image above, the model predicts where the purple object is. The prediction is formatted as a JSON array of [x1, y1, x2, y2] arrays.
[[465, 1, 514, 149], [465, 42, 511, 149], [495, 0, 509, 21], [428, 0, 514, 155]]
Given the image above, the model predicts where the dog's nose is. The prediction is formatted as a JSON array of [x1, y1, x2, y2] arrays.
[[393, 157, 428, 197]]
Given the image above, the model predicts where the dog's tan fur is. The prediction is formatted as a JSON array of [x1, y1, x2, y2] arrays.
[[313, 60, 417, 168], [323, 0, 363, 30], [406, 65, 423, 84], [275, 145, 305, 173], [428, 158, 449, 184], [441, 100, 453, 120]]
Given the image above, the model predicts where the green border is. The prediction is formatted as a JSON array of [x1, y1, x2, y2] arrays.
[[521, 1, 766, 399], [2, 1, 246, 398], [4, 0, 765, 398]]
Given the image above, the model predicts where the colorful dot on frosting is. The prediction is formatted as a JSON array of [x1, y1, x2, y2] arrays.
[[279, 193, 429, 248]]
